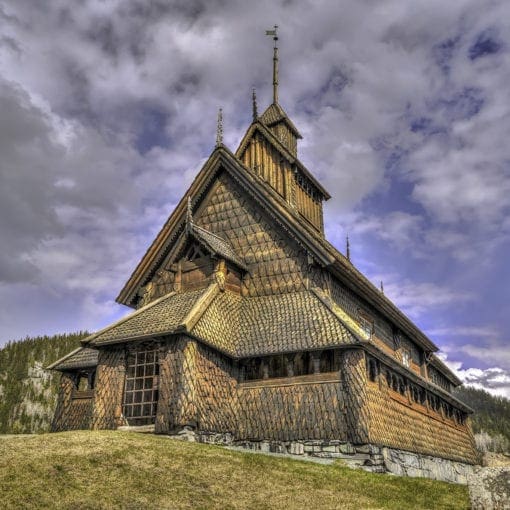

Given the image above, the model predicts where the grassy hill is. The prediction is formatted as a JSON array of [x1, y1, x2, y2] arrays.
[[0, 431, 469, 510]]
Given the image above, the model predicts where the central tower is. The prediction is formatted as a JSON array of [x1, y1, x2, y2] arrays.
[[235, 26, 330, 234]]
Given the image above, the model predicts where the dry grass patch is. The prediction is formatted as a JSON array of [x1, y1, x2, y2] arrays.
[[0, 431, 469, 509]]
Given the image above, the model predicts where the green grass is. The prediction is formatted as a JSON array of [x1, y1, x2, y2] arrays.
[[0, 431, 469, 509]]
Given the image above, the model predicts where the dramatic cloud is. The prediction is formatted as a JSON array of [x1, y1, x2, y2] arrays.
[[440, 354, 510, 399], [0, 0, 508, 399]]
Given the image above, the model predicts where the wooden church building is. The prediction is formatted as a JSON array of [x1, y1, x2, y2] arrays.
[[49, 32, 478, 481]]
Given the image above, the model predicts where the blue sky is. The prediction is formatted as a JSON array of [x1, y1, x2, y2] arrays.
[[0, 1, 509, 397]]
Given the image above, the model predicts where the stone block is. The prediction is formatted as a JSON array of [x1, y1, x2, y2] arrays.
[[468, 468, 510, 510], [259, 441, 270, 453], [290, 442, 304, 455], [355, 444, 371, 454], [339, 443, 356, 455]]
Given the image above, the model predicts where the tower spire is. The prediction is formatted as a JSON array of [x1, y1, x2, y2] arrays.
[[346, 235, 351, 262], [215, 107, 223, 147], [252, 88, 258, 121], [265, 25, 279, 104]]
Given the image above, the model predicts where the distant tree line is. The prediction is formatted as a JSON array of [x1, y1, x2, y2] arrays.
[[453, 385, 510, 454], [0, 332, 87, 433]]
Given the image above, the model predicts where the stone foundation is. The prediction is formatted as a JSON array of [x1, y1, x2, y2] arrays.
[[172, 430, 475, 484]]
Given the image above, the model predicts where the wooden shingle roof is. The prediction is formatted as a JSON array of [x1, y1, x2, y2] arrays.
[[47, 347, 98, 371], [259, 102, 302, 138], [83, 284, 358, 357], [85, 287, 212, 346]]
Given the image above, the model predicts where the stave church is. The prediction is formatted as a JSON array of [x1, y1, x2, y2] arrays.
[[48, 30, 478, 481]]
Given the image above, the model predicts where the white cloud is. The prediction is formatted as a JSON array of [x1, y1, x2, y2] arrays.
[[439, 353, 510, 399], [380, 278, 474, 320]]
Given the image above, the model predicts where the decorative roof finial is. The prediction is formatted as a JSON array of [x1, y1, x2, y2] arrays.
[[346, 235, 351, 262], [216, 107, 223, 147], [186, 196, 193, 233], [265, 25, 279, 104], [252, 88, 258, 121], [380, 281, 384, 294]]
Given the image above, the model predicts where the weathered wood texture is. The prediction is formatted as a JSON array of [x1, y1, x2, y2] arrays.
[[195, 173, 309, 297], [192, 342, 238, 433], [51, 373, 94, 431], [331, 279, 425, 372], [91, 347, 126, 430], [366, 376, 478, 464], [340, 349, 371, 444], [237, 377, 347, 441], [156, 336, 199, 432], [156, 337, 237, 434], [241, 134, 288, 200]]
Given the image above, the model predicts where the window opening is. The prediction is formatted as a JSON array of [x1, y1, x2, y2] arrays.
[[402, 349, 411, 368], [123, 346, 159, 425]]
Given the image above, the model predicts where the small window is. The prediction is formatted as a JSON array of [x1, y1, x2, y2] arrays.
[[402, 349, 411, 368], [358, 310, 374, 338], [367, 357, 378, 382], [75, 370, 95, 392]]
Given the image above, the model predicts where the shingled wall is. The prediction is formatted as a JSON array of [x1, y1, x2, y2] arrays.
[[237, 375, 348, 441], [51, 373, 94, 431], [195, 173, 309, 297], [366, 375, 478, 464], [91, 346, 126, 430]]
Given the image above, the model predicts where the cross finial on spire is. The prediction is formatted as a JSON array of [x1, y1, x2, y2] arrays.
[[265, 25, 279, 104], [346, 235, 351, 262], [216, 107, 223, 147], [186, 196, 193, 233], [380, 281, 384, 294], [252, 88, 258, 121]]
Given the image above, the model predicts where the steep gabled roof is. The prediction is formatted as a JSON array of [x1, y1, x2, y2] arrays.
[[47, 347, 98, 371], [259, 102, 302, 139], [116, 144, 440, 358], [116, 146, 334, 308]]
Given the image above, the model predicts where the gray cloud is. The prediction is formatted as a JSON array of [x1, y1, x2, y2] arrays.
[[0, 0, 509, 363]]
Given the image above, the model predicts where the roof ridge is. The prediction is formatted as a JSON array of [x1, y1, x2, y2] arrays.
[[190, 223, 248, 271], [182, 283, 220, 331]]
